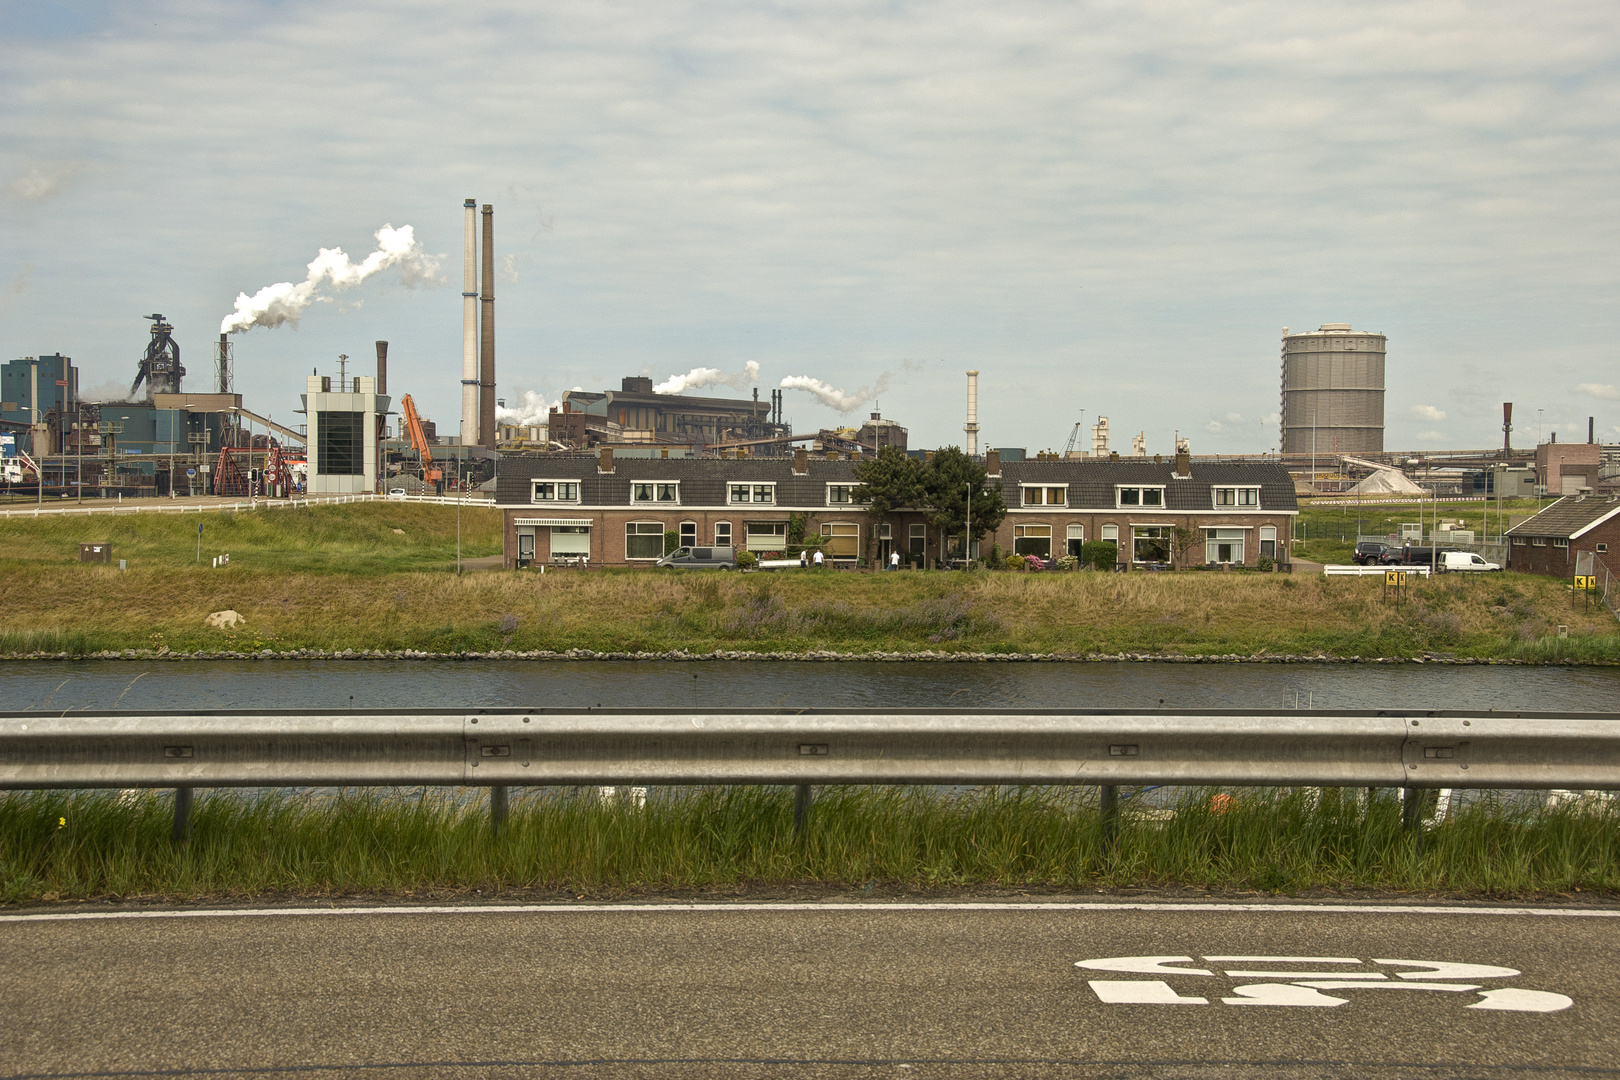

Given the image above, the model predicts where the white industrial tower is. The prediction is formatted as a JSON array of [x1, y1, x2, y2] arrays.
[[459, 198, 479, 446]]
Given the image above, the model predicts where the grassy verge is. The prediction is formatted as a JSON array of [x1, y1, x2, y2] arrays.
[[4, 787, 1615, 903], [1, 502, 1614, 658]]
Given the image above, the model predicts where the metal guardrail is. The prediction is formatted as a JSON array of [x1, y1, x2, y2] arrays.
[[4, 710, 1617, 791], [0, 492, 494, 520]]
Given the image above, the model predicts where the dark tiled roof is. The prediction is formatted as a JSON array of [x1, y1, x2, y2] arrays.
[[497, 454, 1298, 512], [1505, 495, 1620, 539]]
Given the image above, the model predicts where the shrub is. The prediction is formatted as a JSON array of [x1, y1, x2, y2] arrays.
[[1257, 554, 1275, 572], [1080, 540, 1117, 571], [735, 550, 757, 569], [1024, 554, 1046, 571], [1006, 554, 1026, 571], [1055, 555, 1079, 571], [663, 530, 680, 555]]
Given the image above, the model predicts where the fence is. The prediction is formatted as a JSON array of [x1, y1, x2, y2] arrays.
[[4, 710, 1616, 837], [0, 492, 494, 521]]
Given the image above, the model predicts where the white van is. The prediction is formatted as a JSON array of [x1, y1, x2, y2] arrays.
[[1440, 551, 1500, 572]]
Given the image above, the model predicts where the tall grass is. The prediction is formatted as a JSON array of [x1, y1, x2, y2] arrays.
[[3, 786, 1615, 902]]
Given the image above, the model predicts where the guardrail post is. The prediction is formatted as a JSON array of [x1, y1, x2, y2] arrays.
[[490, 785, 509, 836], [793, 783, 813, 835], [1401, 786, 1424, 835], [1099, 785, 1119, 846], [172, 787, 193, 845]]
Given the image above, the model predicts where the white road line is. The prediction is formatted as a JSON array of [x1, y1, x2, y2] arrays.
[[0, 901, 1618, 924]]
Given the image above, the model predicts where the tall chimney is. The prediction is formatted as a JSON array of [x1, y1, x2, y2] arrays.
[[1502, 402, 1513, 457], [374, 341, 388, 396], [215, 334, 233, 394], [964, 370, 980, 457], [460, 199, 479, 446], [1590, 417, 1595, 444], [479, 204, 496, 450]]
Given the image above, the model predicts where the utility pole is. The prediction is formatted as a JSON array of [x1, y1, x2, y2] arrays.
[[965, 479, 972, 567]]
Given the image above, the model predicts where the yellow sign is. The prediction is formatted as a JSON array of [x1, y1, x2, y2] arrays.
[[1574, 575, 1595, 590], [1386, 570, 1402, 585]]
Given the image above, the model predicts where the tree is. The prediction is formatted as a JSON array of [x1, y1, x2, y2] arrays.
[[917, 446, 1006, 564], [852, 445, 922, 565]]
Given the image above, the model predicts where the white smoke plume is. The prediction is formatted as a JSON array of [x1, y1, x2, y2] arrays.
[[779, 372, 891, 413], [653, 361, 761, 395], [496, 389, 561, 427], [220, 224, 443, 334]]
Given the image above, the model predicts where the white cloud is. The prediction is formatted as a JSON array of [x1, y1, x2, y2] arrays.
[[1410, 404, 1448, 421], [1576, 383, 1620, 401], [5, 161, 86, 203]]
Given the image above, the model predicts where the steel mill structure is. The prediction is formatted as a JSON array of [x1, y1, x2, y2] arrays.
[[1279, 323, 1386, 455]]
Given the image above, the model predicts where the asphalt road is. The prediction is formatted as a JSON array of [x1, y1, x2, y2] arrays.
[[2, 901, 1616, 1079]]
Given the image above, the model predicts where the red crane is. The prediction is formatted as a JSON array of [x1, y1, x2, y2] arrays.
[[399, 395, 442, 488]]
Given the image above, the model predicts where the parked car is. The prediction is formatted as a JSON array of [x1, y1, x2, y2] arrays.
[[655, 545, 737, 570], [1380, 545, 1456, 566], [1353, 541, 1390, 565], [1439, 551, 1501, 572]]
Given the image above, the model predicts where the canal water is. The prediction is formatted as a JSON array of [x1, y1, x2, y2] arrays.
[[2, 659, 1618, 713]]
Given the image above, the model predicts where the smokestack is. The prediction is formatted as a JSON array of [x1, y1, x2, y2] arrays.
[[215, 334, 233, 394], [460, 199, 479, 447], [1590, 417, 1595, 444], [375, 341, 388, 396], [479, 204, 496, 450], [1502, 402, 1513, 457], [965, 370, 980, 457]]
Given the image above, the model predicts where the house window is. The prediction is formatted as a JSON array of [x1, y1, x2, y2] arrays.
[[1117, 487, 1164, 508], [1213, 487, 1260, 507], [1066, 524, 1085, 557], [821, 522, 859, 559], [1101, 524, 1119, 543], [730, 483, 775, 504], [1553, 538, 1569, 548], [551, 525, 590, 556], [1022, 486, 1067, 506], [1260, 525, 1277, 559], [1532, 537, 1547, 546], [632, 482, 678, 504], [880, 523, 892, 540], [625, 521, 664, 560], [1512, 536, 1526, 546], [826, 484, 856, 505], [1599, 543, 1610, 553], [1205, 527, 1246, 564], [909, 523, 926, 557], [1014, 524, 1052, 558], [1133, 526, 1171, 563], [744, 520, 787, 552], [680, 521, 697, 547], [714, 521, 732, 547], [531, 481, 579, 502]]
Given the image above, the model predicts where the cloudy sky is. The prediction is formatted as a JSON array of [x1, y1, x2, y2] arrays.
[[3, 0, 1618, 452]]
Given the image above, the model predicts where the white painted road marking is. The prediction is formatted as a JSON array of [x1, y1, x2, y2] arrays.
[[1076, 954, 1574, 1013]]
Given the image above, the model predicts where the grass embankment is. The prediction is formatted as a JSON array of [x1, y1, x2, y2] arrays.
[[4, 787, 1614, 903], [0, 501, 1615, 658]]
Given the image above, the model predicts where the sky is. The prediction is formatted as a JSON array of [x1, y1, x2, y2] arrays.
[[3, 0, 1618, 453]]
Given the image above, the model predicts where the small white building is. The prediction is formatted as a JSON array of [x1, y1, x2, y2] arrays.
[[300, 373, 389, 495]]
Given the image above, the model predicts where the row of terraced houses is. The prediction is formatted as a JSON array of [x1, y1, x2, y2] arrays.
[[494, 448, 1299, 569]]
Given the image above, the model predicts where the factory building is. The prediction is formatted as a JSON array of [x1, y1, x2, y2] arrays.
[[549, 377, 787, 450], [1, 353, 77, 456], [301, 370, 389, 494], [1279, 324, 1386, 455]]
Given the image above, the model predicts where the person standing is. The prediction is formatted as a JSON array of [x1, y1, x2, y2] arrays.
[[813, 549, 825, 568], [889, 550, 900, 571]]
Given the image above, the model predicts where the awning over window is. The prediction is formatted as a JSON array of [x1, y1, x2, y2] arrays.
[[514, 517, 594, 527]]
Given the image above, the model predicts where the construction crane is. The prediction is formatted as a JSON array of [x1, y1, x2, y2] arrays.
[[400, 394, 442, 488], [1063, 411, 1086, 456]]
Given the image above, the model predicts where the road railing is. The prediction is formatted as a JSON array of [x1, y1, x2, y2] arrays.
[[4, 710, 1617, 792]]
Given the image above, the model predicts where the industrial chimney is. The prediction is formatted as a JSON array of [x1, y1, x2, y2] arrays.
[[965, 370, 980, 457], [460, 199, 479, 446], [215, 334, 233, 394], [1502, 402, 1514, 458], [479, 204, 496, 450], [375, 341, 388, 396]]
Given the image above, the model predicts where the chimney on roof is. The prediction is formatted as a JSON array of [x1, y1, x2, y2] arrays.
[[1590, 417, 1595, 443], [1175, 449, 1191, 477], [599, 447, 613, 473], [986, 449, 1000, 477], [793, 448, 808, 474]]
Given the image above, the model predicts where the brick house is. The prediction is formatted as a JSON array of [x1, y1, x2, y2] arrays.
[[1504, 493, 1620, 578], [495, 448, 1297, 569]]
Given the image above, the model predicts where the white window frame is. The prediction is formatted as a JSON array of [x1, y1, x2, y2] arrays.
[[743, 519, 788, 552], [1553, 538, 1569, 548], [714, 521, 732, 546], [531, 480, 580, 503], [826, 483, 859, 506], [820, 521, 861, 559], [730, 482, 776, 504], [1212, 486, 1260, 508], [1259, 524, 1277, 558], [1020, 485, 1068, 507], [1116, 486, 1165, 509], [679, 520, 698, 547], [1101, 524, 1119, 543], [1014, 523, 1052, 558], [1205, 527, 1247, 564], [632, 482, 679, 505], [1066, 524, 1085, 558], [625, 520, 666, 560]]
